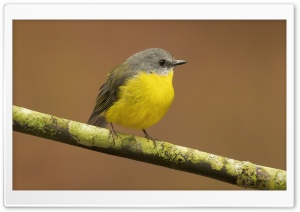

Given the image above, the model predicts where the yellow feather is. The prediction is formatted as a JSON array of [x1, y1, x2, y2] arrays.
[[105, 70, 174, 129]]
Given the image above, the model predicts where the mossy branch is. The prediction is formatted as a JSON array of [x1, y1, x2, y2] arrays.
[[12, 105, 286, 190]]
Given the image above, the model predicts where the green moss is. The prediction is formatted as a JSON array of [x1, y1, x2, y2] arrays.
[[13, 107, 32, 127], [224, 158, 237, 176], [47, 116, 68, 136], [153, 141, 174, 161], [236, 161, 257, 188], [28, 118, 46, 131], [171, 146, 188, 164], [274, 170, 286, 190], [207, 154, 224, 171], [255, 167, 271, 189], [18, 107, 47, 133], [261, 167, 286, 190], [13, 105, 287, 190], [186, 149, 209, 165], [173, 154, 186, 164], [68, 122, 111, 148], [120, 135, 144, 154], [138, 137, 158, 155]]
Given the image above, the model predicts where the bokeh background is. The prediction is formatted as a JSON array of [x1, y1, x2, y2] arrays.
[[13, 20, 286, 190]]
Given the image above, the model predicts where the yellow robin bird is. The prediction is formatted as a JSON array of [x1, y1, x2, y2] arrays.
[[87, 48, 186, 140]]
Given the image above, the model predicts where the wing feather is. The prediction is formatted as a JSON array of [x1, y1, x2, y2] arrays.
[[87, 63, 138, 126]]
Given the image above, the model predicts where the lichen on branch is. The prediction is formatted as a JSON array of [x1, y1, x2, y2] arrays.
[[12, 105, 286, 190]]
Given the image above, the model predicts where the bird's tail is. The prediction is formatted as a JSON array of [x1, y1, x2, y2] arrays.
[[87, 114, 108, 128]]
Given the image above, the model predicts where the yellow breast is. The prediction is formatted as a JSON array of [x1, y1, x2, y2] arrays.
[[105, 70, 174, 129]]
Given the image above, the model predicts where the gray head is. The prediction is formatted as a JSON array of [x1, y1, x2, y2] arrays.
[[125, 48, 186, 75]]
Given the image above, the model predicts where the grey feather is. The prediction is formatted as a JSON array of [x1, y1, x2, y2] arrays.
[[87, 48, 183, 128]]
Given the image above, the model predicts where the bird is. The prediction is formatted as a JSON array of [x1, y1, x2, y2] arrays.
[[87, 48, 186, 142]]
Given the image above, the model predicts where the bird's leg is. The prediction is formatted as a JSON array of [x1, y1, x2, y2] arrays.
[[142, 129, 157, 146], [109, 122, 118, 142]]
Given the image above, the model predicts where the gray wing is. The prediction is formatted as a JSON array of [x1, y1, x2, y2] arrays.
[[87, 63, 137, 126]]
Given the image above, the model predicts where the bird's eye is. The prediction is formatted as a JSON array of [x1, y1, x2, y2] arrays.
[[159, 60, 166, 66]]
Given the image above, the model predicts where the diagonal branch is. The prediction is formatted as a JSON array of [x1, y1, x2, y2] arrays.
[[12, 105, 286, 190]]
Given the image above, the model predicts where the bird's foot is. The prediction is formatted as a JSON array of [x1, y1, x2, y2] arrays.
[[142, 129, 158, 147], [109, 123, 118, 144]]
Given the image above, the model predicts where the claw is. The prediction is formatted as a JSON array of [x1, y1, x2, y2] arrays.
[[109, 123, 118, 144], [142, 129, 158, 146]]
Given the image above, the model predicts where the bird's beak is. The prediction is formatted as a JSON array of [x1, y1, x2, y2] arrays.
[[173, 60, 187, 66]]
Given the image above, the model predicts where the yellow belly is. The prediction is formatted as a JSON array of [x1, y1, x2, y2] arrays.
[[105, 70, 174, 129]]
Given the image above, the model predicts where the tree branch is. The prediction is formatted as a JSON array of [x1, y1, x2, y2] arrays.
[[12, 105, 286, 190]]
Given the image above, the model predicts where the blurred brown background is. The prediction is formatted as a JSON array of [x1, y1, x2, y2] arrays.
[[13, 20, 286, 190]]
